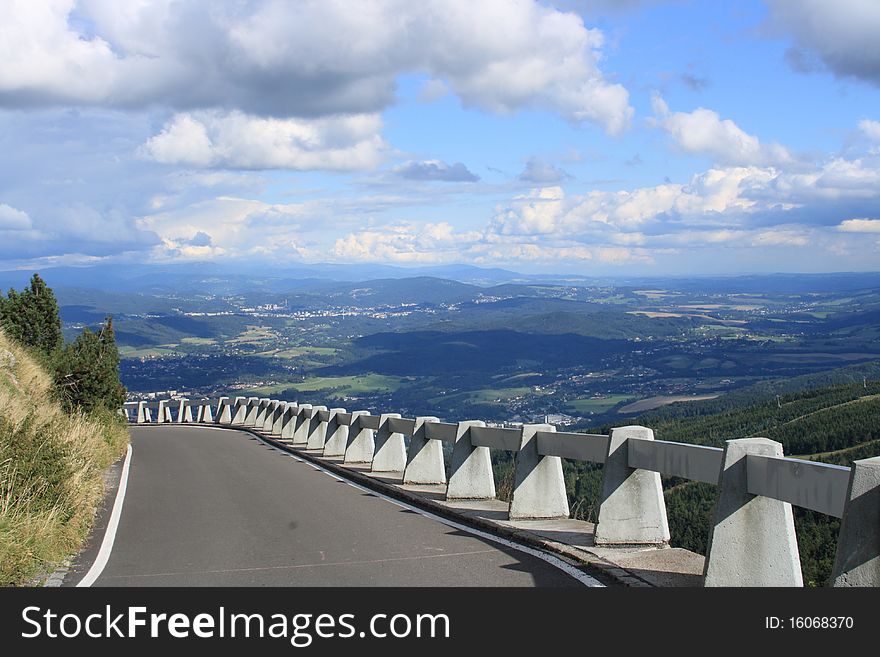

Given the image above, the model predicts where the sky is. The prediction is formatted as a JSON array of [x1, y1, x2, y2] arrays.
[[1, 0, 879, 276]]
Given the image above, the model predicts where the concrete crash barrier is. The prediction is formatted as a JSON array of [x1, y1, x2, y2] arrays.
[[119, 394, 880, 587], [703, 438, 803, 587], [403, 416, 445, 485], [594, 426, 670, 546], [447, 420, 495, 500], [371, 413, 406, 473], [305, 405, 329, 449], [322, 409, 349, 457], [344, 411, 374, 464], [509, 424, 569, 520], [832, 456, 880, 587]]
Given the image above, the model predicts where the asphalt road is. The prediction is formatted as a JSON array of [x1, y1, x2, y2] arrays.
[[81, 425, 586, 587]]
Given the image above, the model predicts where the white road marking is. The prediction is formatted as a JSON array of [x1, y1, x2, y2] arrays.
[[76, 443, 133, 588]]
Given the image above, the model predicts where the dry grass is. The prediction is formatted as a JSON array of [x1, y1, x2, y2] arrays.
[[0, 330, 129, 586]]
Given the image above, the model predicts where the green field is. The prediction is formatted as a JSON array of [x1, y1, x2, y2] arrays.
[[565, 395, 634, 414], [246, 373, 404, 397]]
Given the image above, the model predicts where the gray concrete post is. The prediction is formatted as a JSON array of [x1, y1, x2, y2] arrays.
[[280, 403, 299, 440], [371, 413, 406, 473], [198, 403, 213, 423], [322, 409, 349, 457], [703, 437, 803, 587], [136, 401, 150, 424], [594, 425, 670, 546], [509, 424, 569, 520], [447, 420, 496, 500], [305, 405, 329, 449], [261, 400, 278, 432], [832, 456, 880, 587], [251, 398, 271, 427], [344, 411, 374, 464], [241, 397, 260, 426], [292, 404, 313, 445], [270, 402, 288, 435], [403, 416, 445, 485], [177, 399, 193, 423], [231, 397, 250, 425], [217, 397, 232, 424], [157, 400, 173, 424]]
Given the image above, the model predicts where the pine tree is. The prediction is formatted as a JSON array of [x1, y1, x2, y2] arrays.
[[0, 273, 63, 358], [54, 316, 127, 413]]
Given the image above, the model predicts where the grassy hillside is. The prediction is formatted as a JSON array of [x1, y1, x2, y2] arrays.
[[0, 330, 129, 586]]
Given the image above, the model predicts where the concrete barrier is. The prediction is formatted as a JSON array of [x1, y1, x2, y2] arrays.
[[832, 456, 880, 586], [304, 405, 329, 449], [371, 413, 406, 473], [403, 416, 445, 485], [123, 393, 880, 587], [322, 409, 349, 457], [292, 404, 313, 445], [509, 424, 569, 520], [703, 438, 803, 587], [594, 426, 670, 546], [344, 411, 374, 464], [447, 420, 495, 500]]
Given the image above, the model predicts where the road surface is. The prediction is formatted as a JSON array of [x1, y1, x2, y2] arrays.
[[72, 425, 589, 587]]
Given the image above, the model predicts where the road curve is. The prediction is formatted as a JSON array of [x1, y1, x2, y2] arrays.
[[80, 425, 586, 587]]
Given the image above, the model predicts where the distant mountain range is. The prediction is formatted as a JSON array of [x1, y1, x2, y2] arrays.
[[2, 260, 880, 296]]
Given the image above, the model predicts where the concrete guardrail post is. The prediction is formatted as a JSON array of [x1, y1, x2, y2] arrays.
[[280, 403, 298, 439], [832, 456, 880, 587], [292, 404, 313, 445], [261, 400, 279, 432], [322, 409, 349, 457], [231, 396, 250, 425], [198, 402, 213, 423], [216, 397, 232, 424], [371, 413, 406, 473], [177, 399, 193, 423], [403, 416, 445, 485], [269, 401, 287, 435], [137, 401, 151, 424], [447, 420, 495, 500], [305, 405, 329, 449], [250, 398, 270, 427], [595, 425, 670, 546], [344, 411, 374, 464], [509, 424, 569, 520], [157, 400, 173, 424], [703, 437, 803, 587]]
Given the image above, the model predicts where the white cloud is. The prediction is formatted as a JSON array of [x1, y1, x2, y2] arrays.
[[860, 119, 880, 141], [0, 0, 632, 134], [518, 157, 569, 183], [0, 203, 32, 230], [651, 94, 793, 166], [837, 218, 880, 233], [391, 160, 480, 182], [141, 111, 387, 170], [767, 0, 880, 86]]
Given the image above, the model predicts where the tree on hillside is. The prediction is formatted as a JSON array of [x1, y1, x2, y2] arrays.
[[0, 273, 63, 359], [54, 316, 127, 413]]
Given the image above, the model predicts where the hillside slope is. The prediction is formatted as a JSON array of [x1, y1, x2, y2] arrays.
[[0, 330, 129, 586]]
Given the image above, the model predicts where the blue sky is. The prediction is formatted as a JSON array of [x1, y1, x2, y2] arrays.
[[1, 0, 879, 275]]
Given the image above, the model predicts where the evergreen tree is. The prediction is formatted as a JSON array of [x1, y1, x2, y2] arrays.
[[54, 316, 127, 413], [0, 273, 63, 358]]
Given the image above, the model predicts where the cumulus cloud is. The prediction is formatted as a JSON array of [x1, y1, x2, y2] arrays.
[[651, 94, 793, 167], [0, 203, 32, 230], [860, 119, 880, 141], [518, 157, 569, 183], [391, 160, 480, 182], [837, 218, 880, 233], [767, 0, 880, 86], [0, 0, 632, 134], [140, 111, 387, 170]]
